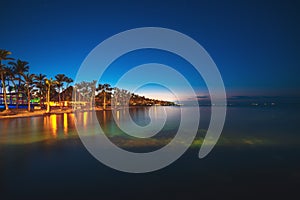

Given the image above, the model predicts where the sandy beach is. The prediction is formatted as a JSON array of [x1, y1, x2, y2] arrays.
[[0, 109, 74, 119], [0, 106, 125, 119]]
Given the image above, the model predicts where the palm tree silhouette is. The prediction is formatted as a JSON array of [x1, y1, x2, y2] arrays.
[[9, 59, 29, 109], [4, 67, 17, 104], [97, 83, 112, 110], [22, 73, 36, 111], [55, 74, 67, 109], [35, 74, 47, 107], [0, 49, 14, 111], [45, 78, 58, 113], [64, 77, 73, 101], [4, 66, 18, 104]]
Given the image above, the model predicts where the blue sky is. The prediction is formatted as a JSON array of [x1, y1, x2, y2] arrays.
[[1, 0, 299, 99]]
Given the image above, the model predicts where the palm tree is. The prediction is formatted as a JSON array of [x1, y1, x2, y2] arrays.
[[73, 83, 80, 102], [5, 72, 11, 101], [111, 87, 120, 108], [35, 74, 46, 107], [9, 59, 29, 109], [74, 81, 97, 109], [22, 73, 36, 111], [89, 80, 97, 109], [64, 77, 73, 101], [4, 66, 18, 104], [65, 77, 73, 90], [120, 89, 131, 107], [0, 49, 14, 111], [45, 78, 58, 113], [96, 83, 112, 110], [55, 74, 67, 109], [76, 81, 89, 104]]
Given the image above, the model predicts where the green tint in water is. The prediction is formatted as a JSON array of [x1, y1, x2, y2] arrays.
[[0, 106, 299, 148], [1, 106, 300, 199]]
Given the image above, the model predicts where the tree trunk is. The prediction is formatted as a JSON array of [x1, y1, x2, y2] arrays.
[[27, 86, 31, 112], [58, 87, 62, 110], [90, 90, 95, 110], [73, 89, 76, 110], [62, 90, 64, 102], [1, 72, 9, 111], [16, 90, 19, 109], [90, 98, 93, 109], [7, 80, 12, 104], [103, 92, 106, 110], [46, 86, 50, 113], [39, 91, 43, 107], [11, 82, 19, 110], [114, 96, 118, 109], [39, 96, 42, 107], [16, 75, 21, 109]]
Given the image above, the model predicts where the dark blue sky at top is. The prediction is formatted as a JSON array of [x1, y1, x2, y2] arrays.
[[1, 0, 299, 98]]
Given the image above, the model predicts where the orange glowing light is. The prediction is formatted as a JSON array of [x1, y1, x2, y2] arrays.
[[63, 113, 68, 135], [83, 112, 88, 127], [50, 114, 57, 137]]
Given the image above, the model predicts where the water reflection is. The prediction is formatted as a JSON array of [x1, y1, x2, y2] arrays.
[[1, 106, 300, 199], [64, 113, 68, 135], [83, 112, 88, 127], [116, 110, 120, 122], [0, 107, 299, 148], [103, 110, 107, 123], [0, 113, 78, 145], [50, 115, 57, 137]]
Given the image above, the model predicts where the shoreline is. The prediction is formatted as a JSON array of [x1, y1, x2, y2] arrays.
[[0, 105, 169, 119], [0, 109, 74, 119]]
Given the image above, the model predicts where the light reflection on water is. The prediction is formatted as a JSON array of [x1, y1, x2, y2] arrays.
[[0, 106, 299, 148], [50, 114, 57, 138], [0, 113, 77, 145], [63, 113, 68, 134], [1, 106, 300, 199]]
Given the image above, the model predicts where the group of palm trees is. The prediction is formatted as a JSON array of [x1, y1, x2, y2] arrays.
[[0, 49, 175, 113], [74, 81, 175, 110], [0, 49, 73, 113]]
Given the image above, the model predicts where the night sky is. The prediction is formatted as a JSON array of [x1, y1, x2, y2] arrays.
[[1, 0, 299, 99]]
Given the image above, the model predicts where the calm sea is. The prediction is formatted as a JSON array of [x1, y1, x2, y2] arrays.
[[0, 106, 299, 199]]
